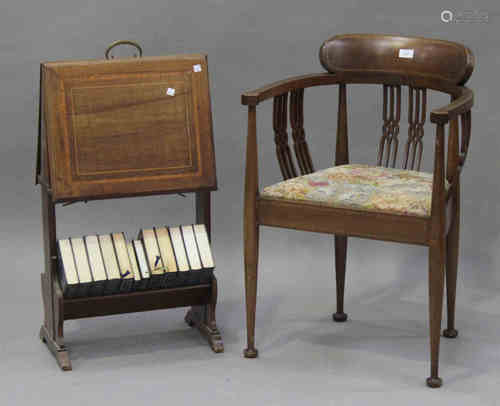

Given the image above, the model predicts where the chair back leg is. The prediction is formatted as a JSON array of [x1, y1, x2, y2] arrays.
[[243, 223, 259, 358], [244, 105, 260, 359], [333, 235, 348, 322]]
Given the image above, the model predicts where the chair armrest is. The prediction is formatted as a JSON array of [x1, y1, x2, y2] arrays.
[[430, 87, 473, 124], [241, 73, 338, 106]]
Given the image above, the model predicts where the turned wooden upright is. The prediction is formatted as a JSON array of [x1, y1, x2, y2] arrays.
[[36, 53, 223, 370]]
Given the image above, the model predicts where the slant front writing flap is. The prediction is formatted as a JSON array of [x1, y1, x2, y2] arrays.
[[41, 54, 216, 202]]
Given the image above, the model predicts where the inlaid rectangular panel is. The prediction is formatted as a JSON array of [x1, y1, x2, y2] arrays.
[[41, 54, 216, 202]]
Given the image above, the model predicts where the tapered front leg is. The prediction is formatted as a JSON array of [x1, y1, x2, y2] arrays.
[[426, 121, 447, 388], [243, 105, 259, 359], [333, 235, 348, 322], [243, 223, 259, 358], [427, 242, 445, 388]]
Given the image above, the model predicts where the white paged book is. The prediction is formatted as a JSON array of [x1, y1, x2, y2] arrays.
[[139, 229, 165, 289], [85, 235, 107, 296], [98, 234, 122, 294], [112, 232, 134, 292], [70, 237, 93, 296], [133, 240, 150, 290], [57, 239, 79, 297]]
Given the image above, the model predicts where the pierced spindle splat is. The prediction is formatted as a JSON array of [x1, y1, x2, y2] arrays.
[[378, 85, 401, 167], [290, 89, 314, 175], [273, 93, 297, 180], [404, 87, 427, 171]]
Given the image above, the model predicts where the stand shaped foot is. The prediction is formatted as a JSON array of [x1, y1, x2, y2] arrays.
[[243, 348, 258, 358], [185, 309, 224, 353], [39, 325, 72, 371], [333, 312, 348, 322], [39, 327, 47, 343], [207, 330, 224, 353], [55, 350, 72, 371], [426, 377, 443, 388], [184, 312, 195, 327], [443, 328, 458, 339]]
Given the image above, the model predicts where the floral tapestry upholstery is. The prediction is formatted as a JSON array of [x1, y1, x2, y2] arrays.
[[261, 164, 449, 217]]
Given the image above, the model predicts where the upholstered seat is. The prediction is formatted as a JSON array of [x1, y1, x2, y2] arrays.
[[261, 164, 449, 217]]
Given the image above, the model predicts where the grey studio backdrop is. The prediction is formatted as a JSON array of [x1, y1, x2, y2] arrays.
[[1, 0, 499, 404]]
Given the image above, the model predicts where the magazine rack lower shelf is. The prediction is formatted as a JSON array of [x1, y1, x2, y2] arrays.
[[40, 258, 223, 371]]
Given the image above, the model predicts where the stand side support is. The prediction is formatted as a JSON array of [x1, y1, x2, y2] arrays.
[[185, 191, 224, 353], [40, 185, 72, 370]]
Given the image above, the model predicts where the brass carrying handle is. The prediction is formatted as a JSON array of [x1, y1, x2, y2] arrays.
[[105, 40, 143, 59]]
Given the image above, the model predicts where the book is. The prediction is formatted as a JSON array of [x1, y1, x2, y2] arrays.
[[193, 224, 215, 269], [126, 241, 142, 290], [154, 227, 178, 273], [70, 237, 93, 296], [169, 226, 190, 272], [57, 239, 79, 298], [112, 232, 134, 293], [155, 226, 178, 287], [132, 240, 150, 290], [84, 235, 107, 296], [181, 225, 202, 270], [138, 229, 165, 289], [98, 234, 122, 294], [168, 226, 190, 284]]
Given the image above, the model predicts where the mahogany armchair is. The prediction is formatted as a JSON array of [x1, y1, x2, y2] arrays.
[[241, 34, 474, 387]]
